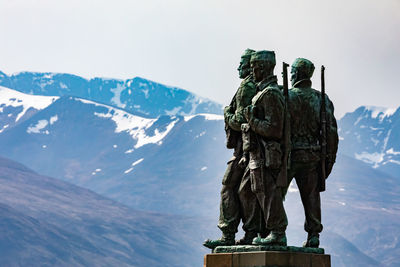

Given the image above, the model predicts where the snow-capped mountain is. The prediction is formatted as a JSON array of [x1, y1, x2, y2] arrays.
[[0, 70, 222, 117], [338, 105, 400, 176], [0, 86, 227, 217], [1, 87, 400, 266], [0, 86, 58, 132]]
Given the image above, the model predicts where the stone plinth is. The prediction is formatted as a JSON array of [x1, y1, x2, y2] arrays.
[[204, 249, 330, 267]]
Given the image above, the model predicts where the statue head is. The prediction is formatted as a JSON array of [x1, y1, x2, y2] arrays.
[[250, 50, 276, 82], [238, 48, 255, 79], [290, 58, 315, 86]]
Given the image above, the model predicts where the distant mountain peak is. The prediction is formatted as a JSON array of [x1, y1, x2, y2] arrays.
[[0, 86, 58, 129], [0, 70, 222, 117], [339, 105, 400, 173], [359, 105, 398, 122]]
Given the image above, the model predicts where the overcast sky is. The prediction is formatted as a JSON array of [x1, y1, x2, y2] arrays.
[[0, 0, 399, 118]]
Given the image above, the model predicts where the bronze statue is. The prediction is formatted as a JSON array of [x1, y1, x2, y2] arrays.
[[205, 52, 338, 251], [284, 58, 338, 247], [204, 49, 265, 249], [243, 50, 288, 246]]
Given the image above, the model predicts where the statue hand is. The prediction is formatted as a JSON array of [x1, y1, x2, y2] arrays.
[[244, 105, 254, 121], [238, 154, 248, 168]]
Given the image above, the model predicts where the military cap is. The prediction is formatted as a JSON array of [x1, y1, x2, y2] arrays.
[[250, 50, 276, 65], [292, 58, 315, 79], [241, 48, 255, 60]]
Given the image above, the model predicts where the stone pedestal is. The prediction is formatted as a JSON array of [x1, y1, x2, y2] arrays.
[[204, 248, 330, 267]]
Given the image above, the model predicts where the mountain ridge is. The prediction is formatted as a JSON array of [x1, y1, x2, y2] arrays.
[[0, 70, 222, 117], [338, 104, 400, 177]]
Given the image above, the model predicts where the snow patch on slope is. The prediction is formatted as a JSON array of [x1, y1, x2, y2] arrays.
[[27, 120, 49, 134], [26, 115, 58, 134], [0, 124, 9, 133], [184, 95, 203, 115], [387, 148, 400, 155], [0, 86, 58, 121], [365, 106, 397, 121], [76, 98, 110, 108], [184, 113, 223, 122], [355, 152, 384, 168], [110, 83, 126, 109], [93, 107, 178, 149], [134, 119, 177, 148], [49, 115, 58, 125], [124, 158, 144, 174], [165, 107, 182, 116], [203, 113, 223, 120]]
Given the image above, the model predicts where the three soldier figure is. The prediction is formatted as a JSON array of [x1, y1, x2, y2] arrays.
[[204, 50, 338, 249]]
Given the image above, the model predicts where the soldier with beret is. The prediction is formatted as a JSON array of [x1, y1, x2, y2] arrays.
[[243, 50, 288, 246]]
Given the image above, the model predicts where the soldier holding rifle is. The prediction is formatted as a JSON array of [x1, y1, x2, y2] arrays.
[[204, 53, 338, 250], [285, 58, 338, 247]]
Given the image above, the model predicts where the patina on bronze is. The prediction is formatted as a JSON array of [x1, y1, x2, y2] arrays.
[[203, 49, 266, 249], [204, 52, 338, 252], [244, 50, 288, 247], [285, 58, 338, 248]]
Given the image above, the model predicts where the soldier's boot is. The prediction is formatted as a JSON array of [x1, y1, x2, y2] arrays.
[[302, 233, 319, 248], [252, 231, 287, 246], [260, 230, 270, 238], [235, 231, 258, 245], [203, 232, 235, 249]]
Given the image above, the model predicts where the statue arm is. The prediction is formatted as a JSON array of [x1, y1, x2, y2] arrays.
[[249, 90, 284, 140], [224, 107, 242, 132], [225, 83, 256, 131]]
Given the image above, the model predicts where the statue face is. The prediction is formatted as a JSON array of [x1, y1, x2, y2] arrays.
[[238, 57, 251, 79], [251, 61, 263, 82], [290, 66, 299, 86]]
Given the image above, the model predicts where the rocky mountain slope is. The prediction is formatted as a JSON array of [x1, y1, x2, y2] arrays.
[[0, 86, 225, 216], [0, 156, 213, 267], [0, 156, 385, 267], [339, 105, 400, 176]]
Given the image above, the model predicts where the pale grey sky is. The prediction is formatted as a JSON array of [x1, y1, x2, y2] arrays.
[[0, 0, 399, 118]]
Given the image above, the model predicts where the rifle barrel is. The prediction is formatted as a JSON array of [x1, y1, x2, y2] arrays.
[[278, 62, 290, 187], [320, 65, 327, 191]]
